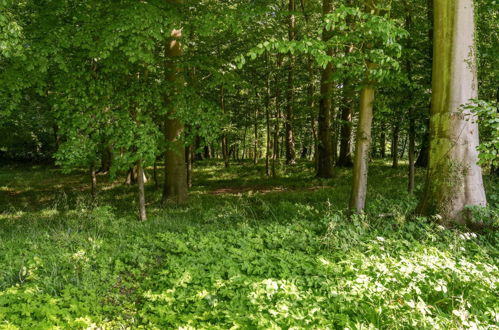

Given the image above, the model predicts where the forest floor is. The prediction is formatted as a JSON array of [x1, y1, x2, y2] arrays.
[[0, 160, 498, 329]]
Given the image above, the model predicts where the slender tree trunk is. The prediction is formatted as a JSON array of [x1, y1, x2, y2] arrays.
[[153, 159, 159, 189], [408, 108, 416, 193], [416, 0, 487, 225], [242, 126, 247, 160], [285, 0, 296, 165], [265, 73, 272, 176], [162, 28, 187, 205], [254, 106, 259, 165], [337, 80, 354, 167], [391, 122, 400, 168], [185, 145, 193, 188], [137, 159, 147, 221], [380, 124, 386, 158], [349, 83, 375, 213], [220, 87, 230, 168], [90, 164, 97, 200], [316, 0, 334, 178]]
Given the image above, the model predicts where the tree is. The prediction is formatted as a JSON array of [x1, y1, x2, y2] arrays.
[[316, 0, 334, 178], [416, 0, 487, 225]]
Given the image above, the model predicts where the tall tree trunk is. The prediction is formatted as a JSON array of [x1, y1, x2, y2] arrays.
[[379, 126, 386, 158], [416, 0, 486, 225], [316, 0, 334, 178], [285, 0, 296, 165], [337, 80, 354, 167], [391, 122, 400, 168], [349, 82, 375, 213], [163, 28, 187, 205], [265, 72, 272, 176], [254, 106, 259, 165], [137, 159, 147, 221], [408, 108, 416, 193], [221, 87, 230, 168]]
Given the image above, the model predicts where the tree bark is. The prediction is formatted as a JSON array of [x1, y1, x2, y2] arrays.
[[349, 83, 375, 213], [391, 122, 400, 168], [316, 0, 334, 178], [416, 0, 487, 225], [337, 80, 354, 167], [162, 28, 187, 205], [285, 0, 296, 165]]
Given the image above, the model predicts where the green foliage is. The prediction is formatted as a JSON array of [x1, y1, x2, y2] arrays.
[[0, 162, 497, 328], [462, 99, 499, 169]]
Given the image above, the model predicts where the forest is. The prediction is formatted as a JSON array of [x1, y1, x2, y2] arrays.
[[0, 0, 498, 328]]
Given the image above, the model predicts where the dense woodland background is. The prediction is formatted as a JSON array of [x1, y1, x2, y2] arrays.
[[0, 0, 498, 328]]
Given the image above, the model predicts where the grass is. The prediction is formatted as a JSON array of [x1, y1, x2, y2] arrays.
[[0, 160, 498, 329]]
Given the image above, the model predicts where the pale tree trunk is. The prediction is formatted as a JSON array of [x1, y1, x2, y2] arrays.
[[162, 28, 187, 205], [349, 82, 375, 213], [285, 0, 296, 165], [137, 159, 147, 221], [416, 0, 486, 225], [90, 164, 97, 200], [316, 0, 334, 178]]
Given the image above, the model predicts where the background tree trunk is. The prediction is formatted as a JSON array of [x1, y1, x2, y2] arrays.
[[137, 159, 147, 221], [285, 0, 296, 165]]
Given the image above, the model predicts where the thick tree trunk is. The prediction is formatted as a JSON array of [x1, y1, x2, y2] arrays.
[[98, 144, 113, 173], [349, 84, 375, 213], [416, 0, 486, 225], [137, 159, 147, 221], [162, 28, 187, 205], [285, 0, 296, 165], [316, 0, 334, 178]]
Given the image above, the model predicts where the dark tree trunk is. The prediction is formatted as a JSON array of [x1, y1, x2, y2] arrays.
[[316, 0, 334, 178], [185, 145, 193, 188], [391, 122, 400, 168], [285, 0, 296, 165], [337, 82, 354, 167]]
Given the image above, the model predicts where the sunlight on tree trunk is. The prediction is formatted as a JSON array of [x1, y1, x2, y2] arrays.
[[416, 0, 486, 225]]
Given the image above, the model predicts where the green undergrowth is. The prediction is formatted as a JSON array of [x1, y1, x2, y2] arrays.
[[0, 161, 498, 329]]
